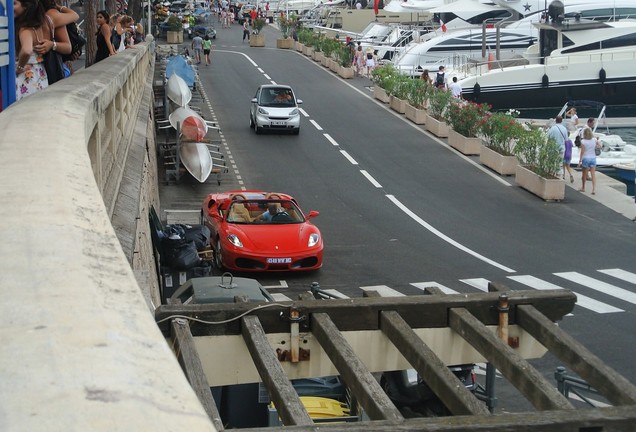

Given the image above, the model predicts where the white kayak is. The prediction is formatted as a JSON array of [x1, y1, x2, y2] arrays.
[[169, 107, 208, 141], [180, 142, 213, 183], [166, 74, 192, 107]]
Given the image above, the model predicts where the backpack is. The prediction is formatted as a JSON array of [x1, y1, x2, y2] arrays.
[[435, 72, 445, 87]]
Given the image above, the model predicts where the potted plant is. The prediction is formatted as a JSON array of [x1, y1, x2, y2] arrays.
[[387, 74, 411, 114], [250, 17, 267, 47], [337, 44, 354, 79], [166, 15, 184, 44], [312, 33, 325, 62], [514, 126, 565, 200], [445, 101, 490, 155], [425, 88, 452, 137], [296, 27, 312, 52], [404, 79, 429, 124], [320, 38, 339, 69], [479, 110, 526, 175], [371, 64, 397, 103], [276, 14, 295, 49], [301, 29, 315, 56]]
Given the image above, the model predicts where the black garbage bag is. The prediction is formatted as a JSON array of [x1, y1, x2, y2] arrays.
[[183, 225, 211, 251], [162, 238, 201, 270]]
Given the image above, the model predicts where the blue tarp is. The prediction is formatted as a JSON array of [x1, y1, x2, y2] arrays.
[[165, 55, 195, 88]]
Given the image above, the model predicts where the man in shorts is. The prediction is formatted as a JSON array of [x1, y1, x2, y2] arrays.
[[191, 33, 203, 64]]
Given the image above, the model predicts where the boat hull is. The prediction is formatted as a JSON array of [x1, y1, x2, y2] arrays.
[[463, 76, 636, 110], [169, 107, 208, 141], [180, 142, 213, 183], [166, 74, 192, 107]]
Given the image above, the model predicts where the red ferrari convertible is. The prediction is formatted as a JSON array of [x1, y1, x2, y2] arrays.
[[201, 190, 323, 272]]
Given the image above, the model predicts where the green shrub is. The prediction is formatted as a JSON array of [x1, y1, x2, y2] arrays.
[[405, 78, 429, 109], [514, 126, 563, 178], [427, 88, 453, 121], [371, 64, 398, 89], [338, 45, 354, 67], [480, 111, 526, 155], [252, 17, 266, 34], [444, 101, 490, 138]]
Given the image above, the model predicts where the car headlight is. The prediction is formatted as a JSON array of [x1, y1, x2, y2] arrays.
[[258, 107, 269, 115], [289, 108, 299, 116], [308, 233, 320, 247], [227, 234, 243, 248]]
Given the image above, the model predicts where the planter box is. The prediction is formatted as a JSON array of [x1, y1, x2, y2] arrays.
[[321, 56, 330, 67], [389, 96, 407, 114], [373, 87, 390, 104], [302, 46, 313, 56], [337, 65, 354, 79], [425, 115, 449, 138], [295, 41, 304, 51], [276, 38, 294, 49], [167, 31, 183, 44], [448, 129, 481, 155], [249, 34, 265, 47], [480, 144, 518, 176], [404, 103, 427, 124], [515, 165, 565, 201], [313, 51, 324, 62], [329, 58, 339, 73]]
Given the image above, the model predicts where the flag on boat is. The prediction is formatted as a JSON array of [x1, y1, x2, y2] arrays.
[[374, 0, 379, 15], [440, 20, 447, 32]]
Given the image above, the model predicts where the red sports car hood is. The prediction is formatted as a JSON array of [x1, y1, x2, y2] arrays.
[[229, 223, 320, 252]]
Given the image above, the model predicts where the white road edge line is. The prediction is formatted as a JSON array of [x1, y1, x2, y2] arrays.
[[386, 194, 516, 273], [299, 108, 309, 117], [360, 170, 382, 188]]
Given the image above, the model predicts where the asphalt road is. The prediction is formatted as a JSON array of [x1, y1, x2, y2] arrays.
[[158, 23, 636, 413]]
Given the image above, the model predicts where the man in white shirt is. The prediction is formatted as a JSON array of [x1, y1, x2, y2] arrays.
[[449, 76, 462, 98]]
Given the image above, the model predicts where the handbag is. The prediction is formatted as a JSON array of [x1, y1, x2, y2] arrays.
[[41, 16, 66, 84], [62, 22, 86, 62]]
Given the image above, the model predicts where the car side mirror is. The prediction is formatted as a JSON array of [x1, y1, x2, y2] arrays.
[[306, 210, 319, 219], [296, 99, 303, 105], [251, 98, 257, 103]]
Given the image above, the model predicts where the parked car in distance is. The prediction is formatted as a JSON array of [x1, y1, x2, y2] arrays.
[[188, 24, 216, 39], [201, 190, 323, 272], [250, 84, 302, 135]]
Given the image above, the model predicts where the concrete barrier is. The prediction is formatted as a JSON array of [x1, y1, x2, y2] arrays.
[[0, 43, 216, 431]]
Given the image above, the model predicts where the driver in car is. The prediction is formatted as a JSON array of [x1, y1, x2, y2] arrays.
[[255, 203, 280, 222]]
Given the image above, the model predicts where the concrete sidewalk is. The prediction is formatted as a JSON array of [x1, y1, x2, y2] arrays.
[[568, 171, 636, 221]]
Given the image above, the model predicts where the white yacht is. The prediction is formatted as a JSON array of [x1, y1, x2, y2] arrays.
[[391, 0, 636, 76], [459, 14, 636, 109]]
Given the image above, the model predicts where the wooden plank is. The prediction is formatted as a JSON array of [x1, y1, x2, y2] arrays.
[[517, 304, 636, 406], [241, 315, 313, 426], [230, 405, 636, 431], [311, 312, 404, 422], [380, 310, 489, 416], [155, 289, 576, 336], [170, 318, 224, 431], [449, 308, 574, 411]]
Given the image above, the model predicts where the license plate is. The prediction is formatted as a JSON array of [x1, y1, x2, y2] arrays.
[[267, 257, 292, 264], [271, 121, 286, 126]]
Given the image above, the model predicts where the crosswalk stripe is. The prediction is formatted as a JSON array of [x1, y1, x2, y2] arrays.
[[270, 293, 293, 302], [598, 269, 636, 285], [360, 285, 405, 297], [555, 272, 636, 305], [410, 282, 459, 295], [320, 289, 350, 299], [459, 278, 490, 292], [507, 275, 624, 314]]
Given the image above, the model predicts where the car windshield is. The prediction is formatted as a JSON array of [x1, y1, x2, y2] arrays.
[[226, 200, 304, 224], [258, 88, 295, 108]]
